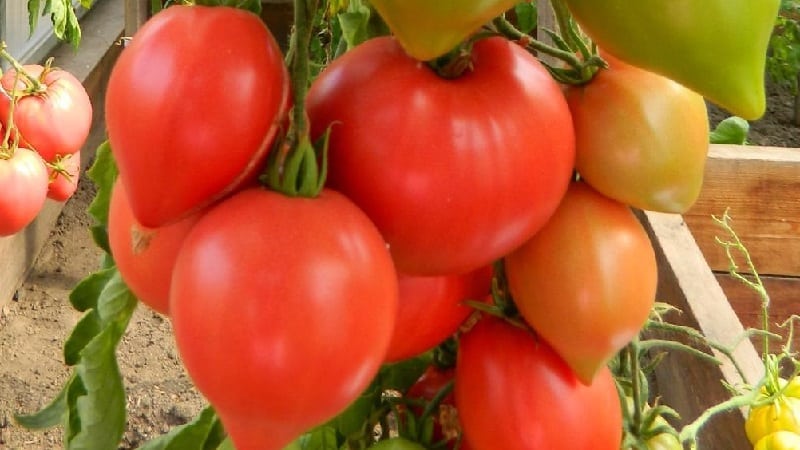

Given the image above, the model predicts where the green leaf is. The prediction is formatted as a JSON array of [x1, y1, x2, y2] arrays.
[[27, 0, 42, 35], [709, 116, 750, 145], [337, 0, 372, 50], [284, 426, 339, 450], [325, 377, 381, 440], [137, 406, 225, 450], [514, 2, 537, 34], [69, 267, 116, 312], [64, 312, 102, 365], [379, 354, 432, 393], [65, 272, 137, 450], [86, 140, 117, 253], [15, 375, 71, 429], [48, 0, 82, 48]]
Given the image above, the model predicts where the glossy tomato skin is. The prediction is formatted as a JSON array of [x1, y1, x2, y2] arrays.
[[307, 36, 575, 276], [386, 266, 492, 362], [565, 55, 709, 213], [564, 0, 779, 119], [108, 180, 201, 315], [455, 317, 622, 450], [106, 5, 290, 228], [46, 151, 81, 202], [505, 182, 657, 384], [754, 431, 800, 450], [0, 65, 92, 161], [746, 397, 800, 445], [170, 187, 398, 450], [370, 0, 518, 61], [0, 148, 48, 236]]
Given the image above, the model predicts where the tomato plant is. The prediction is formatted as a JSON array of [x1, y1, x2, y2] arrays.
[[105, 5, 290, 227], [565, 54, 709, 213], [455, 316, 623, 450], [307, 35, 575, 275], [504, 182, 657, 384], [0, 147, 48, 236], [169, 187, 398, 449], [0, 63, 92, 161]]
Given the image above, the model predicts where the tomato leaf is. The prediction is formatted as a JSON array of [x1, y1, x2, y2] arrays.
[[14, 375, 72, 429], [709, 116, 750, 145], [44, 0, 82, 48], [379, 354, 432, 392], [137, 406, 226, 450], [64, 271, 137, 450], [86, 140, 118, 254], [337, 0, 372, 50], [514, 1, 538, 35], [325, 377, 381, 440], [69, 267, 115, 312], [284, 426, 339, 450]]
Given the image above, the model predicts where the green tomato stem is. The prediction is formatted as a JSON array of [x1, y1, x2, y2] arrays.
[[0, 43, 44, 93]]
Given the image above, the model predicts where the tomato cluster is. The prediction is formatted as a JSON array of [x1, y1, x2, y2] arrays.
[[102, 1, 778, 449], [0, 61, 92, 236]]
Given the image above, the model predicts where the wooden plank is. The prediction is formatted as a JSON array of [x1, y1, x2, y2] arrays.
[[0, 0, 124, 307], [684, 144, 800, 277], [717, 273, 800, 357], [640, 211, 763, 450], [125, 0, 150, 36]]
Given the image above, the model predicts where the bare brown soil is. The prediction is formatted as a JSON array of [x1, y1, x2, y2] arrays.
[[0, 82, 797, 450]]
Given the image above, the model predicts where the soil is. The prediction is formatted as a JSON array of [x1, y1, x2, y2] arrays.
[[0, 82, 798, 450]]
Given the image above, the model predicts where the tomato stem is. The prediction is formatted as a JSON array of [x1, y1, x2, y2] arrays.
[[0, 43, 44, 93]]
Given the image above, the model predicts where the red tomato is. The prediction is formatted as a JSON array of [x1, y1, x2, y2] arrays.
[[504, 182, 657, 384], [565, 55, 709, 213], [307, 36, 575, 275], [46, 151, 80, 202], [386, 266, 492, 362], [0, 65, 92, 161], [0, 147, 48, 236], [170, 188, 398, 450], [105, 5, 290, 227], [108, 180, 201, 315], [455, 316, 623, 450]]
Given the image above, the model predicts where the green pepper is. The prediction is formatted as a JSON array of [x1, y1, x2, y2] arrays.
[[563, 0, 780, 120]]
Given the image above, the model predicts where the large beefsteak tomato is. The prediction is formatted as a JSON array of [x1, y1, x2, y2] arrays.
[[105, 5, 290, 227], [170, 188, 398, 450], [0, 147, 48, 236], [307, 36, 575, 275]]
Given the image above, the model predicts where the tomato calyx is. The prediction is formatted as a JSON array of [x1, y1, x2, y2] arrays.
[[47, 153, 76, 183]]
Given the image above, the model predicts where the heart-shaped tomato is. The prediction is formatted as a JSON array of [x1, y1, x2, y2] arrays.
[[504, 182, 657, 384], [370, 0, 518, 61], [105, 5, 289, 227], [563, 0, 780, 120]]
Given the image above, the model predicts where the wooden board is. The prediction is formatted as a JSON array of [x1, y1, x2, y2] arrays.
[[684, 144, 800, 277], [640, 211, 763, 450], [0, 0, 123, 308]]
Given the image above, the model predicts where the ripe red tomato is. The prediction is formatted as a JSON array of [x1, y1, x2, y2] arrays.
[[0, 147, 48, 236], [46, 151, 80, 202], [307, 36, 575, 275], [565, 55, 709, 213], [108, 180, 201, 315], [455, 316, 622, 450], [0, 65, 92, 161], [504, 182, 657, 384], [170, 187, 398, 450], [385, 266, 492, 362], [105, 5, 290, 227]]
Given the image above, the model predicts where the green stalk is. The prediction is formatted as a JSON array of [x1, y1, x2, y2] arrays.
[[0, 43, 44, 93]]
